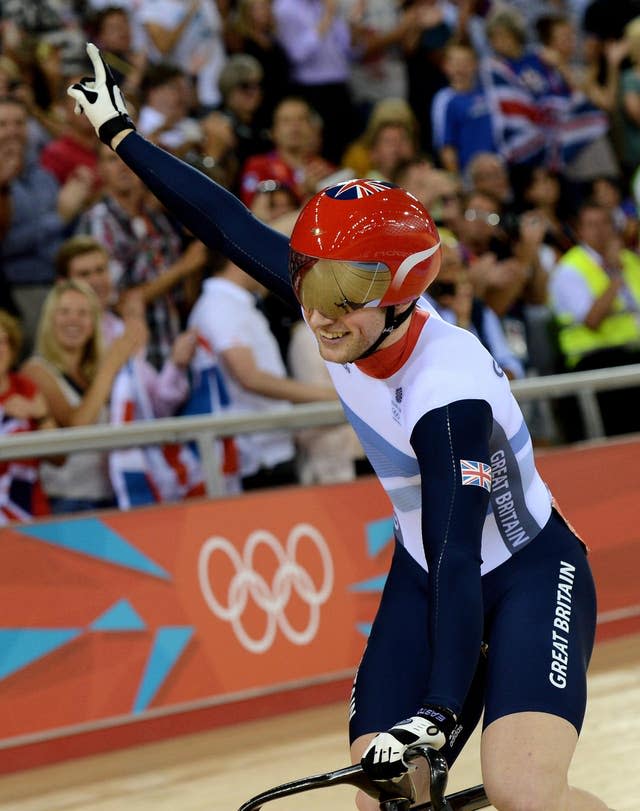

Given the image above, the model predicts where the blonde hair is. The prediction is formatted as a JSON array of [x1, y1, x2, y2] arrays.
[[0, 309, 22, 366], [362, 98, 419, 149], [35, 279, 103, 383], [625, 16, 640, 61]]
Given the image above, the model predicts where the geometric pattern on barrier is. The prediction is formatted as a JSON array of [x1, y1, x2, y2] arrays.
[[133, 626, 194, 714], [349, 574, 388, 593], [15, 517, 170, 579], [365, 517, 395, 557], [90, 599, 147, 632], [349, 517, 394, 636], [0, 629, 82, 680]]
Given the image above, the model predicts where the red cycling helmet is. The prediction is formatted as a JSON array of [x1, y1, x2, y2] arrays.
[[289, 179, 441, 319]]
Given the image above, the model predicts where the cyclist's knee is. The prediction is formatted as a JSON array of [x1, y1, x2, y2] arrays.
[[486, 780, 569, 811]]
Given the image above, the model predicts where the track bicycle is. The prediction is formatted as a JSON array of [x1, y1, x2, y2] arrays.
[[238, 744, 490, 811]]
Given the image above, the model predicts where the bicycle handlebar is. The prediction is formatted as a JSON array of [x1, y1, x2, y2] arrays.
[[237, 744, 488, 811]]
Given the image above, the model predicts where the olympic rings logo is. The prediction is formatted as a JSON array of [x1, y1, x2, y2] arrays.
[[198, 524, 334, 654]]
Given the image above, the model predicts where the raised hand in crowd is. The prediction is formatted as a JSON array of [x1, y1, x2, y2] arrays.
[[169, 328, 198, 370], [56, 164, 95, 223], [2, 387, 51, 426]]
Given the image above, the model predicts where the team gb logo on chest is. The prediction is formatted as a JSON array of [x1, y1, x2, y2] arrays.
[[391, 387, 403, 424]]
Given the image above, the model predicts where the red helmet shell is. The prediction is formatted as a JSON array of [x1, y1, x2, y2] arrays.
[[290, 179, 441, 306]]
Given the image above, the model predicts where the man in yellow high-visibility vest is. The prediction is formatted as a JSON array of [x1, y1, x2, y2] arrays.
[[550, 200, 640, 437]]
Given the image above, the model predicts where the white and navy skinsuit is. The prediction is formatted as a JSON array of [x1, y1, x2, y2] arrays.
[[115, 133, 597, 763]]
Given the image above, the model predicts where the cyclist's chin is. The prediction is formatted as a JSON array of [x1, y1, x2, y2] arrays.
[[315, 335, 363, 364]]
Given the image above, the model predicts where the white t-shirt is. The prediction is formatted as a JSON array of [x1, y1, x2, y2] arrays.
[[135, 0, 226, 107], [188, 277, 296, 477]]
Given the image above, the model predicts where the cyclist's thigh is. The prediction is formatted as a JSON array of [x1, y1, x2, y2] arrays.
[[481, 711, 577, 808], [481, 510, 597, 734], [349, 540, 486, 767]]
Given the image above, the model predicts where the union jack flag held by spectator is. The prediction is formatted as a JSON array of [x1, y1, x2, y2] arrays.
[[460, 459, 493, 492]]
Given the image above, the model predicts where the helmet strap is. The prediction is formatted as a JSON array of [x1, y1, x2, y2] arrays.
[[356, 301, 417, 361]]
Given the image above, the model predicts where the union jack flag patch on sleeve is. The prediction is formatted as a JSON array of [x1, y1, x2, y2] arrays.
[[460, 459, 492, 492]]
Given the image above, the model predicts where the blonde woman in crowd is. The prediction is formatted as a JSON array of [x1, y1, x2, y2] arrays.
[[21, 279, 145, 514]]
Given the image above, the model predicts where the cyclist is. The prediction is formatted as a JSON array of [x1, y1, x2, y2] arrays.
[[68, 45, 611, 811]]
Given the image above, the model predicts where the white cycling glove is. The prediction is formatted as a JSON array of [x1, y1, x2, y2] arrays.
[[361, 705, 456, 782], [67, 43, 135, 146]]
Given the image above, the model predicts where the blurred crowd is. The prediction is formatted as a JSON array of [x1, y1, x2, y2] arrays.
[[3, 0, 640, 523]]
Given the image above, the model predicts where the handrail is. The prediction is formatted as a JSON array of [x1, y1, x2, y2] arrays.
[[2, 364, 640, 497]]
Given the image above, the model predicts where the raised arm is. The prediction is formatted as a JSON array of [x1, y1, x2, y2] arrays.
[[67, 44, 296, 308]]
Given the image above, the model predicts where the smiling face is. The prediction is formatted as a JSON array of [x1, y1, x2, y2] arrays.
[[66, 249, 113, 310], [51, 289, 96, 353], [304, 304, 390, 364]]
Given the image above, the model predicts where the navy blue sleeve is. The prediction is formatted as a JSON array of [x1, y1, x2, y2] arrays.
[[115, 133, 298, 308], [410, 398, 492, 716]]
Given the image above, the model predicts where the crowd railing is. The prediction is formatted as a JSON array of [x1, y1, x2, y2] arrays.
[[2, 364, 640, 497]]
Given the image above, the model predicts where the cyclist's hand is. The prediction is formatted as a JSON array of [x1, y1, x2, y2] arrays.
[[361, 705, 456, 782], [67, 43, 136, 146]]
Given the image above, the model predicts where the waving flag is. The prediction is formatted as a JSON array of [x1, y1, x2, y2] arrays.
[[109, 340, 239, 510], [482, 52, 608, 170], [0, 410, 49, 524]]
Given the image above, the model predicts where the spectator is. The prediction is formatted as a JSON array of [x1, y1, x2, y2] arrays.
[[53, 235, 213, 508], [134, 0, 227, 110], [392, 157, 463, 236], [365, 119, 418, 182], [39, 74, 102, 191], [20, 279, 146, 514], [0, 96, 93, 356], [77, 142, 208, 369], [0, 309, 53, 524], [55, 234, 195, 415], [272, 0, 357, 163], [549, 200, 640, 437], [536, 10, 626, 117], [187, 256, 337, 490], [589, 175, 639, 248], [424, 241, 525, 380], [0, 28, 66, 147], [248, 177, 303, 362], [401, 0, 456, 154], [183, 109, 239, 189], [458, 190, 545, 366], [137, 62, 202, 155], [341, 96, 419, 177], [432, 41, 497, 175], [87, 5, 148, 107], [227, 0, 292, 124], [215, 53, 272, 167], [520, 165, 575, 259], [619, 17, 640, 176], [1, 0, 87, 77], [484, 5, 616, 182], [239, 96, 336, 207], [343, 0, 412, 126], [465, 151, 513, 206]]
